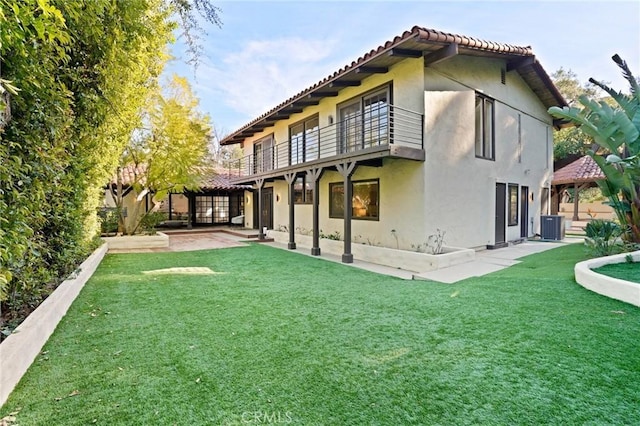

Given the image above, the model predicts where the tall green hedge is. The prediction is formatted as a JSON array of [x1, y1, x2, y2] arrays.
[[0, 0, 174, 326]]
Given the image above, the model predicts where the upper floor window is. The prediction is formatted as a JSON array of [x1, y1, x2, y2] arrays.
[[339, 87, 390, 153], [253, 134, 274, 173], [289, 116, 319, 165], [475, 94, 494, 160]]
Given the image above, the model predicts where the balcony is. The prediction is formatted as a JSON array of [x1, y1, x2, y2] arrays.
[[226, 105, 424, 182]]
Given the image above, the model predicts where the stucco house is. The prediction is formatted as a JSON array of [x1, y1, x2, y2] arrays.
[[221, 25, 567, 262]]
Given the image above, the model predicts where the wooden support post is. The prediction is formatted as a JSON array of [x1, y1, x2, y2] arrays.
[[307, 167, 323, 256], [187, 192, 193, 229], [336, 161, 357, 263], [256, 178, 265, 240], [573, 182, 580, 221], [284, 172, 297, 249]]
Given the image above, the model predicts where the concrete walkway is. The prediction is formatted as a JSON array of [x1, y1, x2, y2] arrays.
[[112, 228, 584, 284]]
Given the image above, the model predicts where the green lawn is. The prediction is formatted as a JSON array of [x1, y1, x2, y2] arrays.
[[594, 262, 640, 283], [2, 243, 639, 425]]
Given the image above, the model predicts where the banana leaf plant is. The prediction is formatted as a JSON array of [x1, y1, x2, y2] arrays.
[[549, 55, 640, 243]]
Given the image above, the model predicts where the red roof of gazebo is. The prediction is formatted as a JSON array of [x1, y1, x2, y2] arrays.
[[552, 156, 605, 186]]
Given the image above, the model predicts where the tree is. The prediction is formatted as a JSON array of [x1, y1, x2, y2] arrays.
[[549, 55, 640, 244], [209, 122, 244, 168], [0, 0, 220, 332], [551, 68, 599, 160], [110, 75, 213, 235]]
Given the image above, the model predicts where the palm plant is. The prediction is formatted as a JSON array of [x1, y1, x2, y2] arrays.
[[549, 55, 640, 243]]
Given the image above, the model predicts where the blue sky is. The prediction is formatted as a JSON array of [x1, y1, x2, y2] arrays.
[[165, 0, 640, 136]]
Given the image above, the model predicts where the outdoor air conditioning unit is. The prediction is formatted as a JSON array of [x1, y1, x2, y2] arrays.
[[540, 215, 565, 240]]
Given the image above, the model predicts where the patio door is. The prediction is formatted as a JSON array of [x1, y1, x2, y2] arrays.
[[338, 87, 389, 153], [253, 135, 274, 173], [495, 183, 506, 245]]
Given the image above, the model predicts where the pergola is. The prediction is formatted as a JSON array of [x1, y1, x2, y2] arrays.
[[551, 155, 605, 220]]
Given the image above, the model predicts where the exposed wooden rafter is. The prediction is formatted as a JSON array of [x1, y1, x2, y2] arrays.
[[307, 91, 339, 98], [388, 48, 423, 58], [329, 80, 361, 88], [506, 56, 536, 72], [293, 100, 320, 107], [423, 43, 459, 67], [281, 107, 303, 114], [355, 66, 388, 74]]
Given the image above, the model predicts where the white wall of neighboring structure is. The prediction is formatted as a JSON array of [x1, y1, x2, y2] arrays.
[[103, 189, 151, 231]]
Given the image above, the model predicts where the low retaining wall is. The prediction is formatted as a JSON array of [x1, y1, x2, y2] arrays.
[[0, 244, 108, 407], [574, 250, 640, 307], [269, 230, 475, 272], [102, 232, 169, 250]]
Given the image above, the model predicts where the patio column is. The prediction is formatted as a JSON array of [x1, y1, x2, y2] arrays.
[[284, 172, 296, 250], [256, 178, 265, 240], [573, 182, 580, 221], [307, 167, 323, 256], [336, 161, 357, 263]]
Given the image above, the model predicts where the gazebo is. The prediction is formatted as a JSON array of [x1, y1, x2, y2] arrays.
[[551, 155, 605, 220]]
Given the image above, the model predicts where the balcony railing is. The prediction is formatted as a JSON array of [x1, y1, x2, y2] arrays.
[[227, 104, 423, 179]]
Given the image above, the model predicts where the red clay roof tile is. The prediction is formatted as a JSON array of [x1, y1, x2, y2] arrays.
[[552, 156, 605, 185]]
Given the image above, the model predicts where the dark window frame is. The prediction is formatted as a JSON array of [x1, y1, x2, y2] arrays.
[[291, 176, 313, 205], [337, 83, 393, 153], [508, 183, 519, 226], [475, 93, 495, 160], [288, 114, 319, 166], [253, 133, 275, 173], [329, 178, 380, 221]]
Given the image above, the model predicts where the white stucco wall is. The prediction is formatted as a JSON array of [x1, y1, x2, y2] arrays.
[[238, 54, 554, 249], [103, 189, 151, 231], [421, 57, 553, 247]]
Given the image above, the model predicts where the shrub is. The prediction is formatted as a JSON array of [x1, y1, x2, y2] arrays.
[[139, 211, 167, 235], [584, 219, 623, 256]]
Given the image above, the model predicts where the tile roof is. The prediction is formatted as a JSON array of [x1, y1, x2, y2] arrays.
[[552, 155, 605, 185], [199, 172, 253, 191], [110, 164, 147, 187], [109, 165, 252, 191], [222, 25, 567, 145]]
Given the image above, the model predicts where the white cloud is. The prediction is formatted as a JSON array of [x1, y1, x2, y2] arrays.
[[195, 37, 340, 130]]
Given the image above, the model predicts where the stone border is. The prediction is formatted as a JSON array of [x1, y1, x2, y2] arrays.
[[102, 232, 169, 251], [574, 250, 640, 307], [268, 230, 475, 272], [0, 244, 108, 407]]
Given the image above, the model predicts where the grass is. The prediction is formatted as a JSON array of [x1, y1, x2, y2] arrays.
[[594, 261, 640, 283], [1, 243, 639, 425]]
